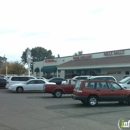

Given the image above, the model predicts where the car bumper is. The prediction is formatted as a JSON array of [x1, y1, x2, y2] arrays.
[[8, 87, 16, 91], [72, 94, 88, 100]]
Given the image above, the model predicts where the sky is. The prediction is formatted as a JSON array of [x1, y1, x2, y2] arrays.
[[0, 0, 130, 62]]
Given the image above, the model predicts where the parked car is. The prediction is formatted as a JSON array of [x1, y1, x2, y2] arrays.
[[48, 77, 66, 85], [0, 77, 6, 88], [72, 75, 91, 80], [119, 77, 130, 88], [72, 79, 130, 106], [0, 74, 6, 79], [8, 79, 56, 93], [43, 79, 77, 98], [5, 76, 36, 89], [122, 75, 130, 79], [90, 76, 117, 82]]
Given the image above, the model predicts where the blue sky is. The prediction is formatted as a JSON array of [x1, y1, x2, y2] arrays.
[[0, 0, 130, 62]]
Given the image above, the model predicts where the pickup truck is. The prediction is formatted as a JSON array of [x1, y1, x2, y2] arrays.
[[43, 79, 76, 98]]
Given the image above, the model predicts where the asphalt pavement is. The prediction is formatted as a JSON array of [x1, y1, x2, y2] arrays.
[[0, 89, 130, 130]]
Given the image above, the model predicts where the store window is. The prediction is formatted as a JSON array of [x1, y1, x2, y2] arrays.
[[125, 71, 129, 75]]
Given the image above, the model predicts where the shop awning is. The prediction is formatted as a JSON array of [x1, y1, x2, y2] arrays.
[[41, 66, 57, 72], [34, 67, 40, 72]]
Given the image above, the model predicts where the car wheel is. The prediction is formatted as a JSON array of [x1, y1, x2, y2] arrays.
[[127, 96, 130, 105], [16, 87, 23, 93], [54, 90, 62, 98], [88, 96, 98, 106]]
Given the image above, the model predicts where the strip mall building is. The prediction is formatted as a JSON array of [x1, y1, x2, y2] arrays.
[[33, 49, 130, 81]]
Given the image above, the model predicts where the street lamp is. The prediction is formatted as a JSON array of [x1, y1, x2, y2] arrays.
[[26, 49, 31, 76], [3, 56, 7, 76]]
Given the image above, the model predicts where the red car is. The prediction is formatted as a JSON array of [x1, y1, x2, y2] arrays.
[[72, 80, 130, 106]]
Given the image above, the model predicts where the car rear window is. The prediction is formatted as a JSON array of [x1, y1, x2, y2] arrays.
[[11, 77, 20, 81], [11, 77, 35, 81]]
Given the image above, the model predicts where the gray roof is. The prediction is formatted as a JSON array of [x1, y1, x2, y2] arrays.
[[58, 55, 130, 68]]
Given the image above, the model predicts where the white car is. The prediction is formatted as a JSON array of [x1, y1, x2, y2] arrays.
[[6, 76, 36, 88], [72, 75, 91, 80], [8, 79, 56, 93], [119, 77, 130, 88], [90, 76, 117, 82]]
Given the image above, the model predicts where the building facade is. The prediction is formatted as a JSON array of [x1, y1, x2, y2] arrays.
[[33, 49, 130, 81], [33, 56, 73, 79]]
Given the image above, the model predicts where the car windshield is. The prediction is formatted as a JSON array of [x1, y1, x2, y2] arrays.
[[119, 77, 130, 83]]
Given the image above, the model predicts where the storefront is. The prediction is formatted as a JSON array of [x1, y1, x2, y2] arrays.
[[33, 56, 73, 78], [57, 49, 130, 81], [33, 49, 130, 81]]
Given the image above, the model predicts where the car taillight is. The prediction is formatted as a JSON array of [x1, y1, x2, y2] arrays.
[[6, 82, 9, 84]]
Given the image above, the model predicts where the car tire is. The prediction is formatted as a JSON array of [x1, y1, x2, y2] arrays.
[[127, 96, 130, 105], [54, 90, 62, 98], [88, 96, 98, 107], [16, 87, 23, 93]]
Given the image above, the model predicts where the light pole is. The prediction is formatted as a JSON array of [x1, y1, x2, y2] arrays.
[[26, 49, 31, 76], [3, 56, 7, 76]]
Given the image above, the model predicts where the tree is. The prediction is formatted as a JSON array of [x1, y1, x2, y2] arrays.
[[74, 51, 83, 56], [21, 47, 55, 64], [0, 61, 27, 75], [57, 54, 60, 58], [21, 47, 55, 73], [0, 56, 7, 68]]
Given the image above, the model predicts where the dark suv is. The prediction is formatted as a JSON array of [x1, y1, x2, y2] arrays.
[[48, 77, 66, 85], [0, 78, 6, 88], [72, 80, 130, 106]]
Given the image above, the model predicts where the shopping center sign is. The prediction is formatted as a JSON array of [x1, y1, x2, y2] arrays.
[[104, 50, 124, 56], [45, 59, 57, 62], [73, 55, 92, 60]]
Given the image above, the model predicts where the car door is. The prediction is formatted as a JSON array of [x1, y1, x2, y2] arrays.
[[24, 80, 35, 91], [95, 81, 110, 101], [34, 80, 45, 91], [107, 82, 127, 101]]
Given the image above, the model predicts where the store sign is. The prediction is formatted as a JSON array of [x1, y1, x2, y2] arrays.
[[104, 50, 124, 56], [73, 55, 92, 60], [107, 70, 116, 74], [45, 59, 57, 62]]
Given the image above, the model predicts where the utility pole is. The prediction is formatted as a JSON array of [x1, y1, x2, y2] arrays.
[[3, 56, 7, 76], [26, 49, 31, 76]]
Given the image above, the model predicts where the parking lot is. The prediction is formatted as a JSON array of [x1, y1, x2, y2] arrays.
[[0, 89, 130, 130]]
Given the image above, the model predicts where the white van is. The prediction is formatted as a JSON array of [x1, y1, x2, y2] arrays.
[[5, 76, 36, 88]]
